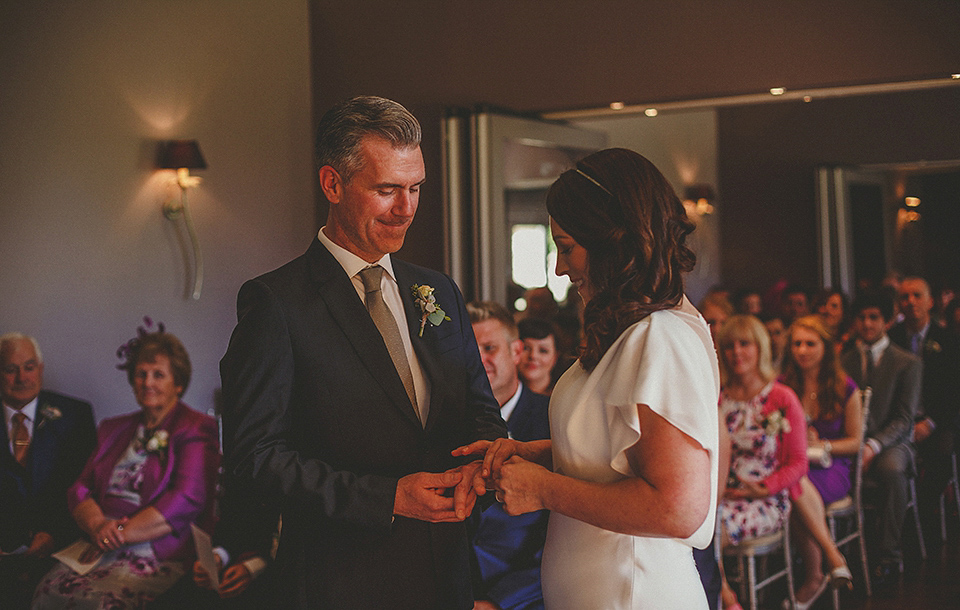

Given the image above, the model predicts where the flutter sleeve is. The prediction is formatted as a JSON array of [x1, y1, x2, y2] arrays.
[[600, 310, 721, 547]]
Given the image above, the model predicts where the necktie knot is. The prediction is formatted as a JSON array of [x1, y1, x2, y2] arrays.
[[11, 411, 30, 466], [359, 265, 384, 295]]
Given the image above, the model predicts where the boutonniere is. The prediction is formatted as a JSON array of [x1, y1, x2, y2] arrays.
[[760, 408, 791, 437], [135, 427, 169, 458], [36, 404, 62, 430], [411, 284, 450, 336], [924, 339, 942, 353]]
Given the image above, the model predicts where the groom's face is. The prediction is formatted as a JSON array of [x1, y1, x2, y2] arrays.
[[327, 135, 426, 263]]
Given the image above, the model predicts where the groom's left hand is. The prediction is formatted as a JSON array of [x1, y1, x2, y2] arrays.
[[452, 461, 483, 519]]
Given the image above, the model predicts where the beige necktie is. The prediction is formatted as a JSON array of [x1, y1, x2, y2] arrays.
[[11, 412, 30, 466], [359, 266, 420, 421]]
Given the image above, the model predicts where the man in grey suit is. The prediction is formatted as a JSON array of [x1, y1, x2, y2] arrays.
[[840, 291, 922, 585]]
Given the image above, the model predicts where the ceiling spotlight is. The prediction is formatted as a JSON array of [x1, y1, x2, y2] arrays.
[[609, 101, 625, 110], [905, 196, 921, 207], [644, 108, 658, 117], [952, 74, 960, 79], [803, 95, 813, 103], [770, 87, 786, 96]]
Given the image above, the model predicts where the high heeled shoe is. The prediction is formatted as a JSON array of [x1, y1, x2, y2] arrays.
[[783, 574, 829, 610], [828, 563, 854, 590]]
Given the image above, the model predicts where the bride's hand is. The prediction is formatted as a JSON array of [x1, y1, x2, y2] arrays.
[[497, 456, 549, 515], [453, 438, 526, 495]]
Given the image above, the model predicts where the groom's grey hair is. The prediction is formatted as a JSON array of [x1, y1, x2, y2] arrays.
[[314, 95, 421, 182]]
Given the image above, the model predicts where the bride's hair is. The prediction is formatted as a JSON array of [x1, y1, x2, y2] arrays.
[[546, 148, 696, 371]]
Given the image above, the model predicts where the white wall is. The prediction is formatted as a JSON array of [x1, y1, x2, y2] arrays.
[[0, 2, 315, 421], [572, 111, 721, 305]]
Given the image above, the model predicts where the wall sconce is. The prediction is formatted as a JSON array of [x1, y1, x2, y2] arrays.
[[683, 184, 716, 220], [902, 196, 921, 223], [158, 140, 207, 300]]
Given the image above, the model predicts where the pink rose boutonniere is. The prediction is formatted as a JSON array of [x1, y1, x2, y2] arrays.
[[411, 284, 450, 336]]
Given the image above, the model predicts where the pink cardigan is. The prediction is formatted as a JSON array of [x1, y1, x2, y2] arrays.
[[68, 401, 219, 563], [755, 382, 808, 497]]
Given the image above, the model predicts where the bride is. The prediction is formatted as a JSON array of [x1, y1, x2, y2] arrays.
[[456, 148, 720, 609]]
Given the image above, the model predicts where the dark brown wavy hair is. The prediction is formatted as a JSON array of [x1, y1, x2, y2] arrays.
[[546, 148, 696, 371], [780, 315, 847, 421]]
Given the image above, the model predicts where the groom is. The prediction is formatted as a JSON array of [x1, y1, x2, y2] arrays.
[[220, 96, 506, 609]]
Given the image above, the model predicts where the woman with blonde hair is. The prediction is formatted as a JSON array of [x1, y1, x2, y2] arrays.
[[715, 315, 807, 610], [780, 315, 861, 607]]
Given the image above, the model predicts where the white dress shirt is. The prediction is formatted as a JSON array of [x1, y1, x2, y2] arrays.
[[317, 228, 431, 424]]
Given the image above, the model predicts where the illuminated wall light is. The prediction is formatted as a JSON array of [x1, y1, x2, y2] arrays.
[[609, 101, 625, 110], [905, 196, 921, 207], [770, 87, 786, 96], [952, 74, 960, 79], [803, 95, 813, 103], [644, 108, 658, 117]]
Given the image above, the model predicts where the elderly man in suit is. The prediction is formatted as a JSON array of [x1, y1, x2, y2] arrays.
[[0, 333, 96, 607], [888, 276, 960, 547], [840, 292, 922, 585], [467, 301, 550, 610], [220, 96, 506, 610]]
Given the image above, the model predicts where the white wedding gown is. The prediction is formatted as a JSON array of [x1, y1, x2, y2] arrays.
[[541, 297, 719, 609]]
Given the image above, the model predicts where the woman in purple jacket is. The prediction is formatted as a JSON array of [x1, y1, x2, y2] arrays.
[[33, 325, 219, 609]]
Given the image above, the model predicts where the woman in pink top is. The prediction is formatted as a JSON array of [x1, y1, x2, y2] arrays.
[[716, 315, 807, 610]]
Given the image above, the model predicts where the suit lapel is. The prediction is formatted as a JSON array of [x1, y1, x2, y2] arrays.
[[394, 261, 445, 431], [307, 241, 422, 428]]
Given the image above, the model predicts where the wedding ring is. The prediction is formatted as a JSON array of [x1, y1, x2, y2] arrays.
[[103, 538, 109, 545], [116, 524, 124, 531]]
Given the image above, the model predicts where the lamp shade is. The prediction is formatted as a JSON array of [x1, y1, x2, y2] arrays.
[[158, 140, 207, 170]]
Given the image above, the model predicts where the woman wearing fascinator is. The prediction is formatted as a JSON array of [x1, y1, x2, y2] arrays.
[[33, 321, 219, 610]]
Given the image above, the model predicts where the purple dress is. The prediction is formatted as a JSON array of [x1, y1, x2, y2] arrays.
[[807, 376, 858, 505]]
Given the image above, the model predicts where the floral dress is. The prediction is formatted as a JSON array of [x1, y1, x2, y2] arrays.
[[720, 382, 798, 545], [33, 426, 185, 610]]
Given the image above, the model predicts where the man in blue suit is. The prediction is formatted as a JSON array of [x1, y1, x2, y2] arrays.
[[0, 333, 96, 607], [468, 301, 550, 610]]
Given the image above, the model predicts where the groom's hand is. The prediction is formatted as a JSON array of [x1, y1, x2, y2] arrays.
[[394, 470, 468, 522]]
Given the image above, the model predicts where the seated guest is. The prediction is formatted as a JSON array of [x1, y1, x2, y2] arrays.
[[781, 284, 811, 325], [732, 288, 763, 316], [152, 474, 280, 609], [840, 291, 921, 586], [468, 301, 550, 610], [33, 323, 219, 609], [0, 334, 96, 609], [715, 315, 807, 610], [813, 287, 850, 344], [780, 316, 860, 606], [759, 313, 789, 373], [889, 276, 960, 547], [517, 318, 562, 396], [699, 293, 733, 344]]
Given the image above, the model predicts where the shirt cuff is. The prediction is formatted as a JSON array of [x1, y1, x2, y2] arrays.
[[213, 546, 230, 568], [242, 557, 267, 579]]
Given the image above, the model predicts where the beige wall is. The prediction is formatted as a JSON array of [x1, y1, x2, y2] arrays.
[[0, 2, 315, 420]]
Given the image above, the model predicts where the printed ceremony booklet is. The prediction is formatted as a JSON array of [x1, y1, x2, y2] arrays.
[[53, 540, 104, 575]]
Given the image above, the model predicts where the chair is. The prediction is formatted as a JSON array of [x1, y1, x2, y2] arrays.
[[938, 450, 960, 542], [904, 458, 927, 563], [722, 510, 797, 610], [825, 387, 872, 608]]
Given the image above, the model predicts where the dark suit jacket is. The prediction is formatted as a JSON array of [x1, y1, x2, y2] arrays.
[[219, 239, 507, 610], [840, 341, 922, 451], [0, 390, 95, 551], [67, 401, 219, 563], [889, 321, 960, 429], [471, 383, 550, 610]]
